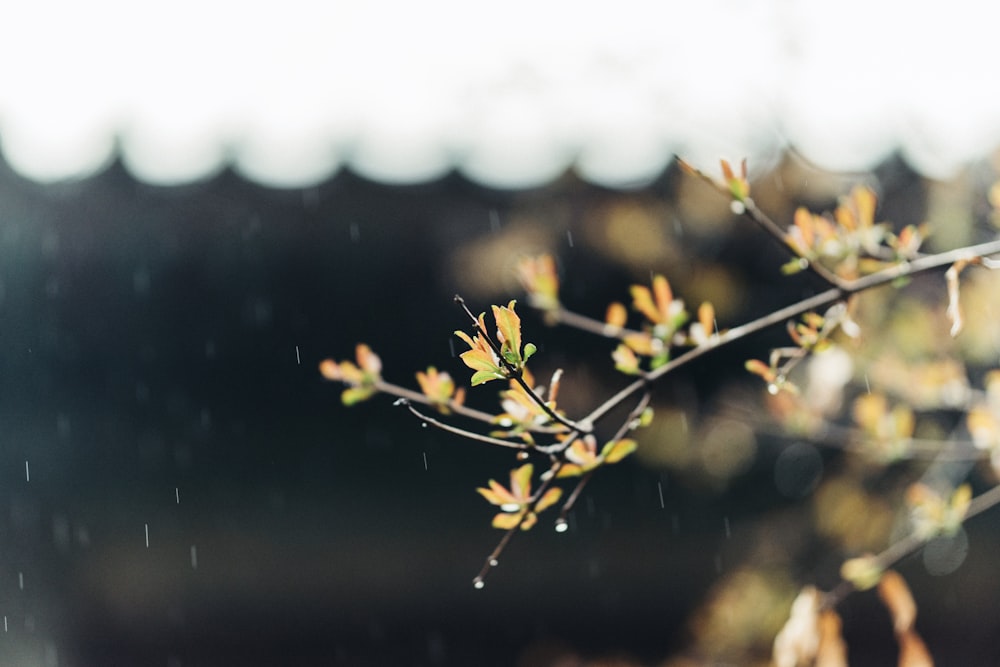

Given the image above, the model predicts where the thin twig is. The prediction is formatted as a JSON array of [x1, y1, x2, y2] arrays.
[[552, 307, 646, 340], [398, 400, 531, 451]]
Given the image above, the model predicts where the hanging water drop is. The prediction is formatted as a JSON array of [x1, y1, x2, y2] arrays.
[[555, 518, 569, 533], [489, 558, 499, 567], [473, 578, 485, 590]]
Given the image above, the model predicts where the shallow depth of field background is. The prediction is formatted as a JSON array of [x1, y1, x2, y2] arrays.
[[2, 3, 1000, 666]]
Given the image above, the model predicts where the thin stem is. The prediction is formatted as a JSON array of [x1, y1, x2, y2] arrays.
[[454, 294, 591, 434], [375, 380, 497, 424], [398, 400, 531, 451], [473, 526, 517, 589], [581, 237, 1000, 429], [557, 471, 594, 525], [552, 307, 645, 340]]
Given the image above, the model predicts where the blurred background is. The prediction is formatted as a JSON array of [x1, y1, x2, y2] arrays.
[[3, 2, 1000, 666]]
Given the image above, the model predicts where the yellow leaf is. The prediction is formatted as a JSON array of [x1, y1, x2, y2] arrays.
[[510, 463, 533, 500], [605, 302, 627, 329], [602, 438, 637, 463], [535, 487, 563, 513], [698, 301, 715, 337], [841, 554, 883, 590]]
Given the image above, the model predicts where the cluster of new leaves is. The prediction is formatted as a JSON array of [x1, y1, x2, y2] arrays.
[[319, 291, 645, 585], [605, 275, 719, 375], [783, 186, 927, 279]]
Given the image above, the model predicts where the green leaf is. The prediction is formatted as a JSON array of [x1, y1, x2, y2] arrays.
[[470, 370, 505, 386], [601, 438, 637, 463], [522, 342, 537, 363], [341, 386, 376, 406]]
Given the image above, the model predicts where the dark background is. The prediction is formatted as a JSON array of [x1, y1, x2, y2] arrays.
[[1, 155, 999, 666]]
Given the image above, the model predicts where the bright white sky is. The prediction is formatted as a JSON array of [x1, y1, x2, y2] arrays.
[[1, 0, 998, 188]]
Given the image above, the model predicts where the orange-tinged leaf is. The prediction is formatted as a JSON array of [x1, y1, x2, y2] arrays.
[[518, 254, 560, 310], [319, 359, 345, 381], [852, 186, 877, 228], [605, 302, 627, 329], [897, 630, 934, 667], [878, 570, 916, 634], [816, 609, 848, 667], [794, 207, 816, 250], [493, 300, 523, 361], [698, 301, 715, 337], [630, 284, 660, 324], [745, 359, 775, 382], [652, 275, 673, 317], [519, 512, 538, 531], [355, 343, 382, 375], [565, 438, 596, 466]]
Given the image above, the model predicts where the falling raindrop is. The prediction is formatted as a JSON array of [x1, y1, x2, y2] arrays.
[[3, 616, 6, 632], [657, 481, 664, 509], [24, 460, 29, 482], [422, 452, 428, 470], [144, 523, 150, 548], [724, 516, 731, 539], [18, 572, 24, 590], [349, 222, 361, 242], [488, 209, 501, 232], [714, 555, 723, 572], [447, 337, 456, 358], [566, 230, 574, 247], [190, 545, 198, 570], [175, 487, 180, 504], [295, 345, 301, 365]]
